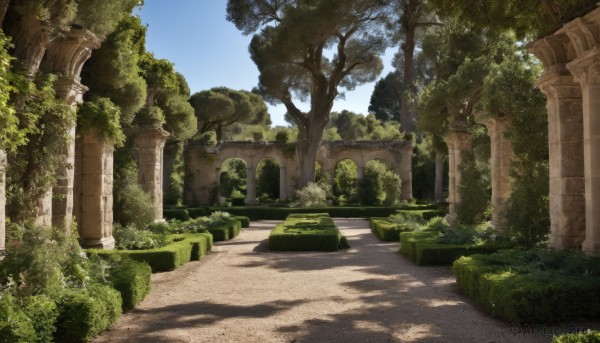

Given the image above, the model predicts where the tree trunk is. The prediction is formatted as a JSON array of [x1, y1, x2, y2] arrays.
[[296, 118, 327, 188], [434, 150, 445, 203], [400, 0, 419, 133]]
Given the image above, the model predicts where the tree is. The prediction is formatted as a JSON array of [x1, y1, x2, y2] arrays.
[[369, 71, 403, 122], [189, 87, 269, 141], [428, 0, 597, 39], [227, 0, 390, 188]]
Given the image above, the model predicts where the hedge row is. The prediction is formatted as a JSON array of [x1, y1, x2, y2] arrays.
[[234, 216, 251, 228], [89, 232, 213, 272], [208, 218, 242, 242], [370, 217, 413, 241], [105, 258, 152, 311], [453, 249, 600, 323], [269, 213, 349, 251], [554, 332, 600, 343], [399, 231, 500, 265]]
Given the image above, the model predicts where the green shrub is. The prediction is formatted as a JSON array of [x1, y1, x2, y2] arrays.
[[453, 249, 600, 323], [234, 216, 250, 228], [209, 211, 232, 225], [146, 221, 172, 235], [163, 209, 190, 221], [114, 183, 155, 229], [105, 257, 152, 311], [0, 292, 36, 343], [114, 224, 166, 250], [187, 207, 209, 218], [169, 217, 210, 234], [54, 284, 122, 343], [207, 225, 229, 241], [23, 295, 58, 343], [291, 182, 328, 208], [456, 150, 492, 224], [269, 213, 348, 251], [554, 332, 600, 343], [370, 218, 417, 242]]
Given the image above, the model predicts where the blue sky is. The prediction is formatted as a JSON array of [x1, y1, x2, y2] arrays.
[[137, 0, 396, 127]]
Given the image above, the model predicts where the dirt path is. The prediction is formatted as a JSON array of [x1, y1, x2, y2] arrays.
[[94, 219, 590, 343]]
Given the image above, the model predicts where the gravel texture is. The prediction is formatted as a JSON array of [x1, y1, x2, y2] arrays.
[[94, 219, 597, 343]]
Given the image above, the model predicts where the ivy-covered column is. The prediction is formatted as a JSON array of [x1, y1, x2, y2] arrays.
[[565, 20, 600, 256], [246, 165, 256, 205], [530, 37, 585, 249], [40, 28, 100, 229], [0, 150, 6, 256], [480, 117, 513, 227], [443, 129, 471, 223], [76, 134, 115, 248], [134, 126, 170, 221]]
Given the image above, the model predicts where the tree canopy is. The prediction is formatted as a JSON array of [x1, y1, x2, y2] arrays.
[[369, 71, 403, 123], [227, 0, 391, 187]]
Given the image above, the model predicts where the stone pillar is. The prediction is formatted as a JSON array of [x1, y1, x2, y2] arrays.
[[40, 28, 100, 229], [35, 192, 52, 227], [279, 166, 287, 200], [134, 127, 170, 221], [356, 165, 365, 180], [480, 117, 514, 227], [78, 134, 114, 249], [567, 49, 600, 256], [531, 37, 586, 250], [0, 150, 6, 255], [246, 166, 256, 205], [443, 130, 471, 223]]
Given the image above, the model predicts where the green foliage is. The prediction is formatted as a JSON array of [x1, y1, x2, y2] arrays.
[[77, 96, 125, 146], [163, 209, 190, 222], [114, 183, 155, 229], [358, 160, 402, 205], [6, 73, 76, 223], [134, 105, 165, 128], [291, 182, 328, 208], [113, 224, 166, 250], [333, 159, 358, 204], [554, 332, 600, 343], [369, 71, 403, 122], [82, 15, 147, 127], [104, 257, 152, 311], [234, 216, 251, 228], [0, 30, 20, 152], [219, 158, 247, 197], [456, 149, 492, 224], [269, 213, 348, 251], [23, 295, 58, 343], [0, 292, 36, 343], [163, 143, 185, 206], [453, 249, 600, 323], [256, 158, 280, 201], [74, 0, 142, 39], [53, 284, 122, 343]]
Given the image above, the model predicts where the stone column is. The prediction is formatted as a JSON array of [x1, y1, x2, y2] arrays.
[[279, 166, 287, 200], [134, 127, 170, 221], [567, 49, 600, 256], [397, 143, 414, 200], [0, 150, 6, 255], [531, 36, 586, 250], [480, 117, 514, 227], [40, 28, 100, 229], [78, 134, 115, 249], [443, 129, 471, 223], [246, 166, 256, 205]]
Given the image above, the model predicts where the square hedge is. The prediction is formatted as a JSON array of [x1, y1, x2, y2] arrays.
[[268, 213, 348, 251]]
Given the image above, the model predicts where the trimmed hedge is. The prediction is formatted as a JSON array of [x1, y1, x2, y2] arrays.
[[106, 258, 152, 311], [370, 217, 413, 241], [234, 216, 251, 228], [207, 205, 445, 220], [554, 332, 600, 343], [54, 284, 122, 343], [208, 218, 242, 242], [453, 249, 600, 323], [399, 231, 500, 265], [0, 293, 58, 343], [187, 207, 209, 219], [89, 232, 212, 272], [269, 213, 348, 251], [163, 209, 190, 221]]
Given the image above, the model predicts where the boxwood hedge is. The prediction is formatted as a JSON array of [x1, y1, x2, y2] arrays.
[[268, 213, 349, 251], [453, 249, 600, 323]]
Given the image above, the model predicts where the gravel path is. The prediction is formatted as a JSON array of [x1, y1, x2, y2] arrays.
[[94, 219, 595, 343]]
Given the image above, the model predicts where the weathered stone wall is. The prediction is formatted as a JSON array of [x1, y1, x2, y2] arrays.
[[185, 141, 414, 206], [134, 127, 169, 221]]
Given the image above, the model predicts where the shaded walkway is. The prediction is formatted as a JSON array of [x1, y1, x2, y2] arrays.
[[94, 219, 590, 342]]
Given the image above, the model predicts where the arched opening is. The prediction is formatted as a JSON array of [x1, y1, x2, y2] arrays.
[[219, 158, 247, 205], [358, 159, 401, 205], [256, 158, 280, 204], [333, 159, 358, 205]]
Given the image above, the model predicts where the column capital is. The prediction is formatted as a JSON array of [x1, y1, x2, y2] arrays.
[[53, 76, 88, 105], [527, 35, 571, 74], [567, 48, 600, 85], [41, 27, 100, 79], [536, 73, 582, 99], [443, 129, 471, 151], [134, 126, 170, 149], [563, 17, 600, 59]]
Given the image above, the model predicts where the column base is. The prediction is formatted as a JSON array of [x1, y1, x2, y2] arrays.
[[81, 236, 115, 249], [582, 239, 600, 257], [548, 234, 585, 250]]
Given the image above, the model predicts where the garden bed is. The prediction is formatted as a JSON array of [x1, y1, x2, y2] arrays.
[[453, 249, 600, 323], [269, 213, 349, 251]]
